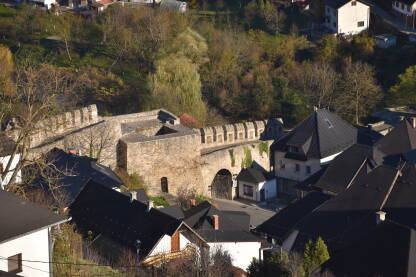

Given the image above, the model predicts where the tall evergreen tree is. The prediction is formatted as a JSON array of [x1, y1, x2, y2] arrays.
[[303, 237, 330, 276]]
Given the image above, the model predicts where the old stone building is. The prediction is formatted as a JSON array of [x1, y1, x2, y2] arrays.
[[10, 105, 284, 197]]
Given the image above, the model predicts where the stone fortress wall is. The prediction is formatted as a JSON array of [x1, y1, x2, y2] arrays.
[[16, 105, 284, 196]]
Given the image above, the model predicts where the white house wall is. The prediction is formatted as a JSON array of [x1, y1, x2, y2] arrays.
[[208, 242, 261, 271], [0, 154, 21, 189], [148, 234, 171, 256], [274, 151, 322, 182], [179, 233, 191, 250], [0, 228, 51, 277], [392, 1, 416, 16], [238, 179, 277, 201], [337, 1, 370, 35]]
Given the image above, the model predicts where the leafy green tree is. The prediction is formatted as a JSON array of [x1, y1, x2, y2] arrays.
[[258, 0, 265, 9], [149, 55, 207, 124], [351, 34, 375, 60], [389, 65, 416, 105], [247, 251, 291, 277], [303, 237, 330, 277], [315, 35, 339, 63]]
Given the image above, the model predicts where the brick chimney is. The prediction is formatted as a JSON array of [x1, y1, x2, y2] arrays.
[[376, 211, 386, 224], [190, 199, 196, 207], [212, 215, 219, 230], [147, 200, 154, 212]]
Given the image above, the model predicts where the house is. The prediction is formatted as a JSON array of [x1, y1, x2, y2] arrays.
[[392, 0, 416, 26], [281, 163, 416, 253], [38, 148, 123, 204], [90, 0, 114, 12], [69, 180, 206, 265], [0, 135, 21, 189], [323, 0, 370, 36], [255, 192, 332, 247], [0, 189, 68, 277], [375, 34, 397, 48], [160, 0, 186, 12], [313, 221, 416, 277], [236, 168, 277, 202], [29, 0, 57, 9], [271, 108, 357, 197], [184, 201, 263, 270]]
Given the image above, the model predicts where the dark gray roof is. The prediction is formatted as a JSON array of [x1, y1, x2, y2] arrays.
[[0, 134, 16, 157], [272, 109, 357, 160], [160, 205, 185, 220], [313, 221, 416, 277], [121, 189, 149, 203], [255, 192, 332, 243], [237, 168, 267, 183], [314, 144, 384, 194], [292, 165, 401, 252], [40, 148, 123, 203], [0, 270, 20, 277], [375, 118, 416, 156], [323, 0, 364, 9], [0, 189, 67, 243], [69, 180, 182, 258], [184, 201, 261, 242]]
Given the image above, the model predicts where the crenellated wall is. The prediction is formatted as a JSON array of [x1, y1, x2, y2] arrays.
[[197, 119, 283, 150]]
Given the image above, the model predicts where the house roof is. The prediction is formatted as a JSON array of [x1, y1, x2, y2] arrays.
[[291, 165, 402, 252], [255, 192, 332, 243], [313, 221, 416, 277], [237, 168, 267, 183], [0, 270, 20, 277], [69, 180, 182, 258], [0, 189, 67, 244], [272, 109, 357, 160], [323, 0, 366, 9], [184, 201, 261, 243], [0, 134, 16, 157], [314, 144, 384, 194], [396, 0, 416, 6], [41, 148, 123, 203], [160, 205, 185, 220], [375, 118, 416, 156], [121, 188, 149, 203]]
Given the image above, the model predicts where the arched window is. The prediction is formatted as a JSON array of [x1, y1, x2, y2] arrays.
[[161, 177, 168, 193]]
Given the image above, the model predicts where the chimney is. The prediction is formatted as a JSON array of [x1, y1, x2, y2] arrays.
[[376, 211, 386, 224], [68, 148, 79, 155], [212, 215, 219, 230], [190, 199, 196, 207], [412, 117, 416, 128], [147, 200, 154, 212], [130, 191, 137, 202]]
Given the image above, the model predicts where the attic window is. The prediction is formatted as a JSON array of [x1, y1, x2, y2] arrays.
[[351, 1, 356, 6], [324, 119, 333, 128]]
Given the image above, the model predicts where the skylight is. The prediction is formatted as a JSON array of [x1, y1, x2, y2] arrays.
[[324, 119, 333, 128]]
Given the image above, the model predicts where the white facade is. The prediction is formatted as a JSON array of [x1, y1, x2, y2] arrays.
[[30, 0, 56, 9], [208, 242, 261, 271], [238, 179, 277, 202], [325, 0, 370, 35], [0, 228, 51, 277], [148, 232, 194, 256], [0, 154, 21, 189], [392, 1, 416, 16]]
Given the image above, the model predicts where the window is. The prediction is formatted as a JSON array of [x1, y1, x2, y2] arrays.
[[407, 5, 410, 11], [324, 118, 333, 128], [357, 21, 365, 27], [306, 166, 311, 174], [333, 22, 336, 28], [295, 164, 300, 172], [326, 7, 329, 13], [243, 185, 254, 197], [161, 177, 168, 193], [401, 3, 404, 9], [288, 146, 299, 153], [8, 254, 22, 273], [396, 1, 399, 7], [351, 1, 356, 5], [280, 160, 285, 169]]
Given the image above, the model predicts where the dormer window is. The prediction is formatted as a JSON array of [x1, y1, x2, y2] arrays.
[[288, 146, 300, 153], [324, 119, 333, 128]]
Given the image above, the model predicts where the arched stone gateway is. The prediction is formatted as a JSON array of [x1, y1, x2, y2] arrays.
[[210, 169, 233, 199]]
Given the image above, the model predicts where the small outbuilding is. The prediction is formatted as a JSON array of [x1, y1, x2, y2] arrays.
[[160, 0, 186, 12], [237, 168, 277, 202]]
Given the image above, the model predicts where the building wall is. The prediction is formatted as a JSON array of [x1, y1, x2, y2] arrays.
[[325, 1, 369, 35], [201, 141, 273, 197], [122, 133, 205, 196], [208, 242, 261, 271], [149, 234, 171, 256], [238, 179, 277, 201], [392, 1, 416, 16], [0, 228, 51, 277], [0, 154, 21, 189], [274, 151, 322, 182]]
